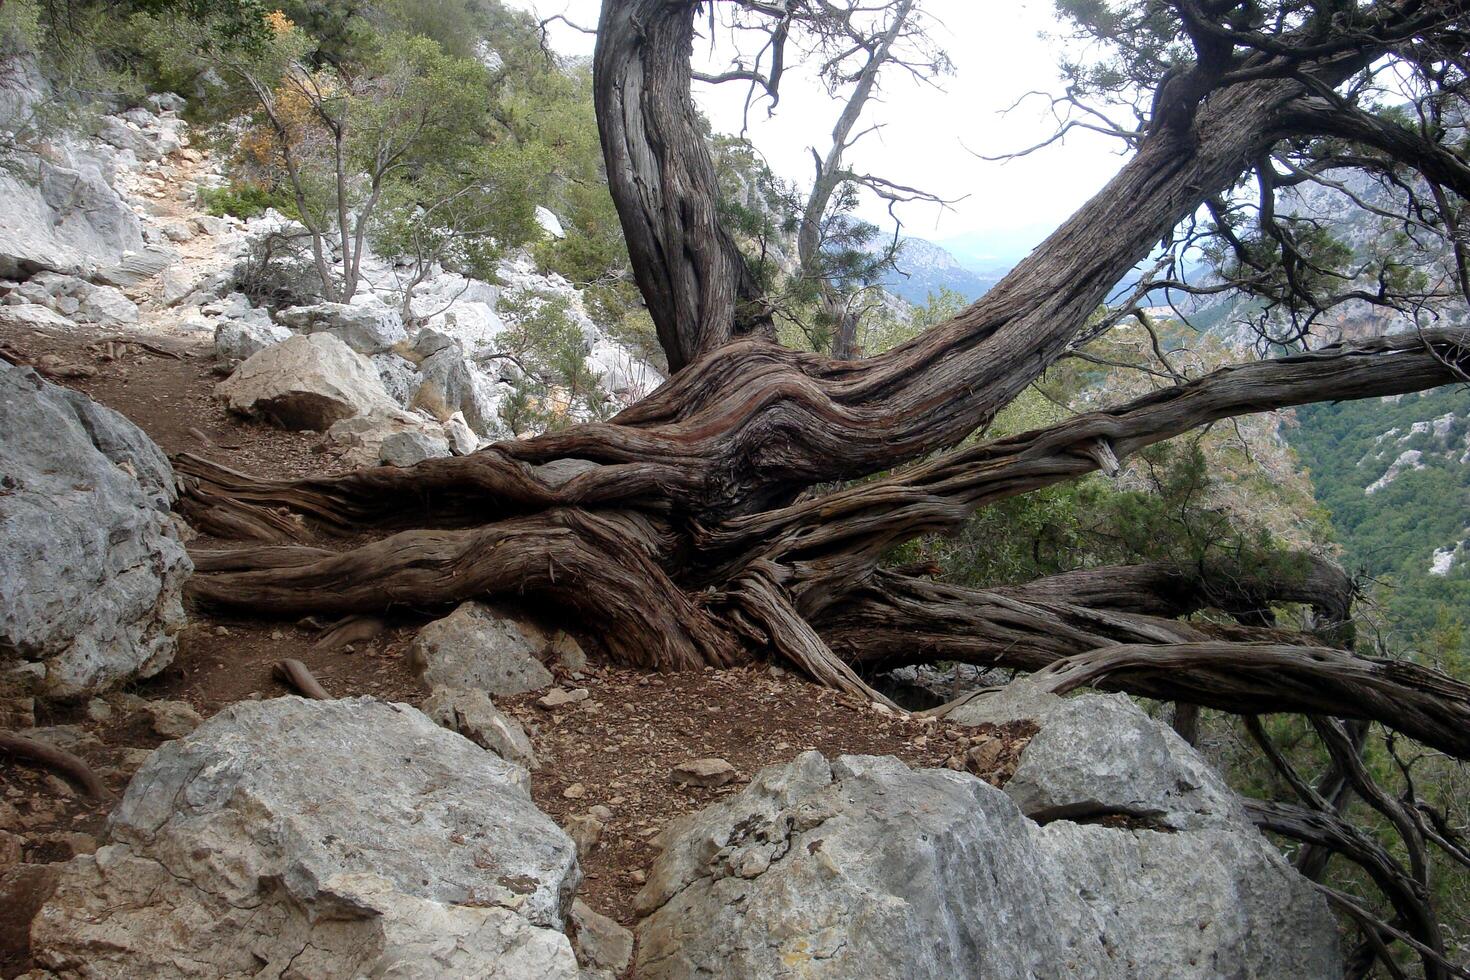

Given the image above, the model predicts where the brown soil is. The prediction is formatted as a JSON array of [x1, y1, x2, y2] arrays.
[[501, 666, 1036, 925], [0, 295, 1037, 977]]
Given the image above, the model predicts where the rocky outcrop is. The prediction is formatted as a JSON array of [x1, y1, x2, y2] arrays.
[[0, 152, 146, 281], [207, 293, 291, 367], [409, 273, 504, 354], [9, 271, 138, 327], [324, 410, 451, 467], [947, 685, 1241, 829], [217, 332, 399, 430], [408, 602, 564, 696], [212, 316, 291, 368], [411, 335, 503, 436], [0, 362, 190, 697], [31, 697, 582, 979], [570, 900, 633, 979], [635, 692, 1339, 980], [275, 298, 407, 354], [380, 428, 451, 466], [0, 302, 80, 332], [372, 350, 420, 405]]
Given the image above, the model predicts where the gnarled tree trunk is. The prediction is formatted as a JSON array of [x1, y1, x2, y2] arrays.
[[182, 0, 1470, 769]]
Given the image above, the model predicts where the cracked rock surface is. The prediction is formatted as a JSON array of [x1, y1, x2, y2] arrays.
[[634, 696, 1340, 979], [30, 697, 582, 979], [948, 684, 1243, 830], [0, 361, 191, 697]]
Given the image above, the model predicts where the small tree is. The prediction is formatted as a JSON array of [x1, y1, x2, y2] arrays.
[[211, 14, 540, 305], [369, 136, 543, 320]]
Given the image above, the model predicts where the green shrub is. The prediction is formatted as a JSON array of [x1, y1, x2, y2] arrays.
[[198, 183, 296, 220]]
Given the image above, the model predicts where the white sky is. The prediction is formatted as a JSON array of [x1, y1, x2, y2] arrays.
[[510, 1, 1128, 267]]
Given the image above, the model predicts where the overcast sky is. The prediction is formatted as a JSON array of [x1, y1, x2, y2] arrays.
[[508, 1, 1128, 268]]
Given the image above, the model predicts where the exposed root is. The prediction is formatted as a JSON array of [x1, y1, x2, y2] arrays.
[[312, 615, 388, 652], [0, 732, 109, 799], [272, 659, 331, 699], [1032, 642, 1470, 760], [190, 508, 740, 672], [714, 561, 899, 710]]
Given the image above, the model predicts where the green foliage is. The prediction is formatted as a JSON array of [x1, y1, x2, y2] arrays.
[[897, 433, 1307, 595], [198, 183, 296, 220], [371, 0, 481, 59], [1288, 387, 1470, 642], [883, 306, 1321, 593], [495, 288, 611, 435], [0, 1, 42, 51]]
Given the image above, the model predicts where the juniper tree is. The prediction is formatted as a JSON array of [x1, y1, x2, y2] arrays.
[[179, 4, 1470, 970]]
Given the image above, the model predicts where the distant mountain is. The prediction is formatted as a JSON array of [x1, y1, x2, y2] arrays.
[[874, 237, 1010, 306], [934, 225, 1054, 271]]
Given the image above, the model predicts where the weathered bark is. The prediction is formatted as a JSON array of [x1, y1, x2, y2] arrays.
[[1033, 642, 1470, 761], [816, 569, 1470, 758], [594, 0, 770, 372], [705, 329, 1470, 580], [191, 508, 739, 671], [175, 2, 1470, 801], [994, 556, 1354, 627], [180, 328, 1470, 560]]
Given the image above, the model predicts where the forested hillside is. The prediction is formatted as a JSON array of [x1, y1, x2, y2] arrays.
[[1291, 389, 1470, 643], [1171, 128, 1470, 655]]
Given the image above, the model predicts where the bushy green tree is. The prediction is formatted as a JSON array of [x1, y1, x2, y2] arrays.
[[152, 13, 544, 306], [495, 288, 611, 435]]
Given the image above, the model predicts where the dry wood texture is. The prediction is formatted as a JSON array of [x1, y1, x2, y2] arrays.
[[181, 0, 1470, 774]]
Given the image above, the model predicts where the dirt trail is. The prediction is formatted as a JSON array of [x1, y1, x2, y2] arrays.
[[0, 130, 1036, 978]]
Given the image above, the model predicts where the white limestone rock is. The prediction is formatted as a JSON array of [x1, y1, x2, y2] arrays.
[[0, 363, 190, 698], [421, 686, 538, 769], [409, 602, 563, 697], [275, 297, 408, 354], [380, 428, 451, 467], [31, 697, 581, 978], [635, 696, 1340, 980], [11, 272, 138, 327], [217, 333, 399, 430]]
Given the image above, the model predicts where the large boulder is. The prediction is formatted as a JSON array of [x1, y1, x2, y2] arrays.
[[275, 298, 408, 354], [380, 428, 451, 467], [213, 315, 291, 369], [410, 332, 504, 436], [31, 697, 582, 979], [408, 273, 504, 353], [947, 684, 1241, 828], [409, 602, 563, 697], [217, 332, 399, 430], [0, 301, 79, 333], [94, 245, 178, 289], [372, 350, 420, 406], [635, 694, 1340, 980], [0, 363, 190, 697], [325, 410, 448, 467], [95, 113, 182, 162]]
